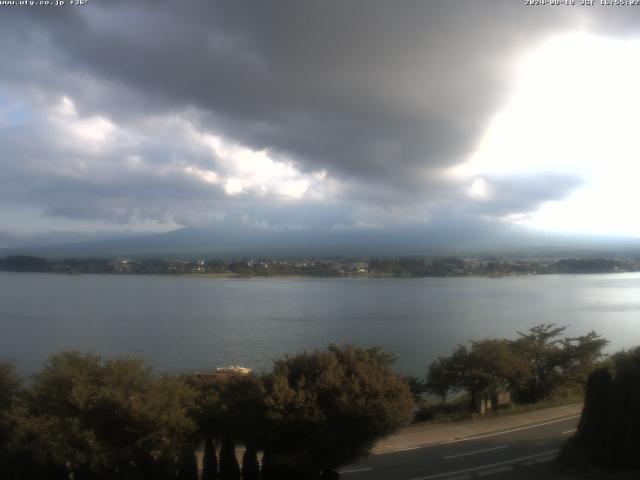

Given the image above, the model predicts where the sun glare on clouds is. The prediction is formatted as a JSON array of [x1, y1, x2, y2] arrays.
[[453, 32, 640, 237], [191, 127, 332, 201], [47, 95, 333, 204]]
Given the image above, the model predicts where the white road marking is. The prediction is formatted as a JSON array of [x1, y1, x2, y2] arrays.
[[376, 445, 433, 454], [444, 445, 508, 459], [533, 456, 555, 463], [408, 449, 559, 480], [339, 467, 373, 474], [477, 465, 514, 476], [375, 415, 580, 455], [562, 429, 577, 435]]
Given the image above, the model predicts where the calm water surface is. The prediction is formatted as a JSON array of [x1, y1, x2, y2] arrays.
[[2, 272, 640, 376]]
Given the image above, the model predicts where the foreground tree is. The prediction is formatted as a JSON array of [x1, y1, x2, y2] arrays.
[[5, 351, 197, 479], [177, 446, 199, 480], [513, 324, 570, 401], [241, 443, 260, 480], [405, 376, 428, 402], [0, 363, 22, 478], [428, 324, 608, 407], [0, 363, 20, 411], [427, 340, 529, 409], [262, 345, 414, 478], [426, 347, 466, 401], [514, 324, 608, 402], [192, 372, 266, 480], [219, 431, 241, 480], [561, 331, 609, 388], [562, 347, 640, 470], [463, 339, 529, 409], [2, 345, 418, 478], [571, 368, 613, 466], [201, 433, 219, 480]]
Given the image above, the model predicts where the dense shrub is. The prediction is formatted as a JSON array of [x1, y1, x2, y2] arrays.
[[1, 345, 413, 479], [562, 347, 640, 470]]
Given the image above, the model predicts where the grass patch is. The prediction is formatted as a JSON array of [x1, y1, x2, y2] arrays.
[[413, 391, 583, 425], [492, 392, 583, 417], [413, 395, 472, 424]]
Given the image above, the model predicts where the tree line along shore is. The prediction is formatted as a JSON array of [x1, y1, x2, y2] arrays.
[[1, 324, 639, 479], [1, 254, 640, 277]]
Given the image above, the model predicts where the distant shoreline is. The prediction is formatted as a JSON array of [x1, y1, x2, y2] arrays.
[[1, 270, 637, 280], [1, 254, 638, 278]]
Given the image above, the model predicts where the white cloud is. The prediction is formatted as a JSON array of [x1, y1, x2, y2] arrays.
[[0, 90, 345, 232], [467, 178, 491, 200], [187, 124, 335, 200], [52, 96, 117, 154]]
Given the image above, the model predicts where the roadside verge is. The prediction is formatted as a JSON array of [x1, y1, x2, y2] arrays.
[[373, 403, 582, 454]]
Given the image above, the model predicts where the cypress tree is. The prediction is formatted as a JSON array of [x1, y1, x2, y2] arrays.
[[177, 447, 199, 480], [576, 368, 613, 466], [570, 348, 640, 469], [259, 450, 274, 480], [219, 431, 241, 480], [241, 443, 260, 480], [609, 349, 640, 468], [202, 433, 219, 480]]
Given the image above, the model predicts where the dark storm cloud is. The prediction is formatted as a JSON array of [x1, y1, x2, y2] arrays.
[[0, 1, 637, 241], [0, 2, 576, 185]]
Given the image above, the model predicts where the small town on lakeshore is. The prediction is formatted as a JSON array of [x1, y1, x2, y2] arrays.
[[1, 253, 639, 277]]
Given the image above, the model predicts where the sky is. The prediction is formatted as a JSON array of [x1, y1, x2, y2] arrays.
[[2, 1, 640, 252]]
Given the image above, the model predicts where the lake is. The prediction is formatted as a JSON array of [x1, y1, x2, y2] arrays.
[[2, 272, 640, 376]]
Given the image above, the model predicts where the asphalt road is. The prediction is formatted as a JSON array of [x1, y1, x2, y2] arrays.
[[339, 414, 580, 480]]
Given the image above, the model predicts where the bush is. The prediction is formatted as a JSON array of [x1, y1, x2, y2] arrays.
[[563, 347, 640, 470], [1, 352, 197, 479], [413, 396, 471, 423]]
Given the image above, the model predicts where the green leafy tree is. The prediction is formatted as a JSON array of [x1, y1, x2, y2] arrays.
[[262, 345, 413, 478], [513, 324, 568, 401], [561, 331, 609, 388], [0, 363, 23, 478], [218, 375, 268, 449], [0, 363, 20, 411], [512, 324, 606, 402], [427, 340, 529, 409], [465, 339, 531, 408], [404, 376, 427, 402], [12, 351, 197, 479], [192, 373, 266, 480], [427, 325, 607, 408], [426, 349, 466, 401]]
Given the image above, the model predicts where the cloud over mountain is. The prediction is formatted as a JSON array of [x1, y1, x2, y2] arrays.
[[1, 1, 639, 250]]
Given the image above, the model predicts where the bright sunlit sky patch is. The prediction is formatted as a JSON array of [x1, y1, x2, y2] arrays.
[[455, 32, 640, 237]]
